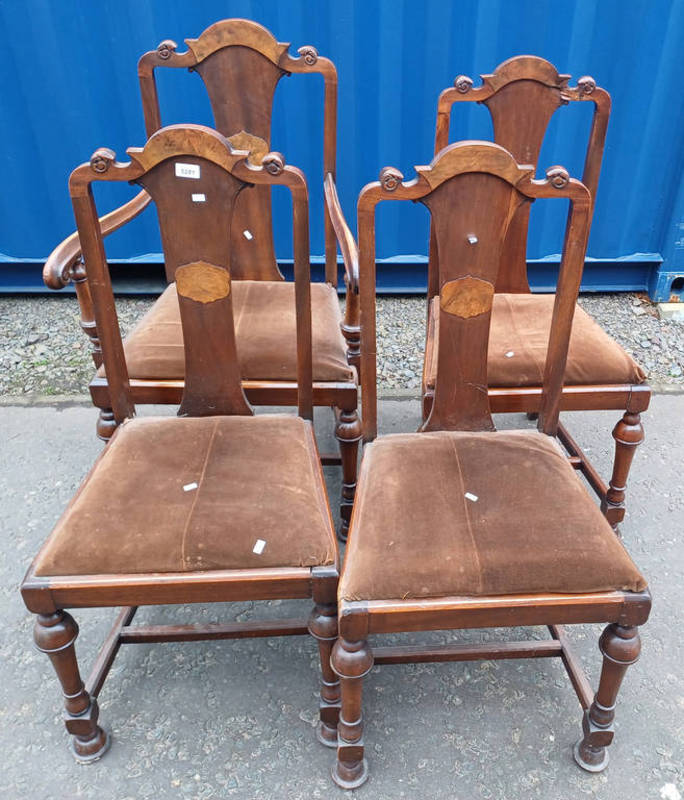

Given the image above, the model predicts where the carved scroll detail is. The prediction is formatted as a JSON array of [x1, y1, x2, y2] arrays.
[[454, 75, 474, 94], [297, 45, 319, 66], [262, 151, 285, 175], [90, 148, 116, 174], [157, 39, 177, 60], [546, 165, 570, 189], [176, 262, 231, 304], [577, 75, 596, 95], [440, 276, 494, 318], [379, 166, 403, 192]]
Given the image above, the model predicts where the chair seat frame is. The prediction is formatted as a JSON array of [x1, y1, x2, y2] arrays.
[[22, 562, 339, 748], [423, 55, 651, 532], [22, 126, 345, 763], [42, 18, 362, 536], [329, 142, 652, 788]]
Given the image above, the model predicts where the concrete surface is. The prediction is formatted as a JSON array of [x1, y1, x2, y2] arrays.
[[658, 303, 684, 322], [0, 398, 682, 799]]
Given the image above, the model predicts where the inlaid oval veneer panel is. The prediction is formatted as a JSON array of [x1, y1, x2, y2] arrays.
[[440, 276, 495, 318], [176, 261, 231, 303]]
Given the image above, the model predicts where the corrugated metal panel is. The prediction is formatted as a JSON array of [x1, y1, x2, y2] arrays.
[[0, 0, 682, 291]]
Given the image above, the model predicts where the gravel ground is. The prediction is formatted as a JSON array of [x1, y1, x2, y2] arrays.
[[0, 291, 682, 396]]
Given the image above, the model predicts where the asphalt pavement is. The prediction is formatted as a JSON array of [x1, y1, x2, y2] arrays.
[[1, 398, 682, 799]]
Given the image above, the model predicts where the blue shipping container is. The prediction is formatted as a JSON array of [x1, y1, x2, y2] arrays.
[[0, 0, 682, 297]]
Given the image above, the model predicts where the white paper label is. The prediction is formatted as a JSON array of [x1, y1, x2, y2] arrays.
[[183, 482, 198, 492], [243, 230, 253, 240], [175, 162, 200, 179], [253, 539, 266, 554], [191, 193, 206, 203], [464, 492, 478, 502]]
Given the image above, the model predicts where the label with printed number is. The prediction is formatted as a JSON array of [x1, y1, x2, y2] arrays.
[[175, 163, 201, 179]]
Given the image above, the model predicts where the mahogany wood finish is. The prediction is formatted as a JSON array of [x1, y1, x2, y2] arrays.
[[431, 56, 610, 296], [424, 56, 650, 530], [43, 18, 359, 536], [574, 624, 642, 771], [33, 611, 110, 763], [330, 142, 651, 787], [22, 126, 340, 761], [140, 19, 360, 394], [137, 19, 339, 283]]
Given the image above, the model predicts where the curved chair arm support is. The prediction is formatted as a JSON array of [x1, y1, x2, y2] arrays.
[[324, 173, 360, 375], [324, 173, 359, 294], [42, 189, 151, 289]]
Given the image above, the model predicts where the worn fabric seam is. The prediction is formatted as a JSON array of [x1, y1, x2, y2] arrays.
[[505, 295, 545, 385], [180, 418, 220, 570], [447, 435, 483, 594], [232, 280, 250, 341]]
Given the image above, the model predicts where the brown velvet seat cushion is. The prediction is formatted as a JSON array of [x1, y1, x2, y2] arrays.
[[424, 294, 646, 389], [339, 429, 646, 602], [96, 280, 354, 383], [35, 415, 337, 577]]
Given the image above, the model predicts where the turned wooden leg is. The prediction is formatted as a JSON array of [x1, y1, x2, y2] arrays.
[[334, 406, 361, 542], [96, 408, 117, 442], [574, 624, 641, 772], [70, 258, 103, 368], [308, 602, 340, 747], [34, 611, 110, 763], [601, 412, 644, 530], [330, 638, 373, 789], [341, 284, 361, 378], [340, 323, 361, 377]]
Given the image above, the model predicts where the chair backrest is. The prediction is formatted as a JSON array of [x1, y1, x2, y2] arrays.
[[69, 124, 313, 423], [358, 142, 591, 441], [138, 18, 337, 284], [429, 56, 610, 296]]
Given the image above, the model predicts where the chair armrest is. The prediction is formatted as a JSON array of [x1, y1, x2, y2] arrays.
[[324, 173, 359, 294], [43, 189, 151, 289]]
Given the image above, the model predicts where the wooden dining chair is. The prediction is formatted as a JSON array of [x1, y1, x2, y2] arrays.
[[329, 142, 650, 788], [423, 56, 649, 532], [42, 18, 360, 538], [21, 125, 342, 762]]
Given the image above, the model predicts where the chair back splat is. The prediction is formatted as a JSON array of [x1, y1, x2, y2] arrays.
[[69, 124, 313, 424], [138, 19, 337, 283], [430, 56, 610, 295], [358, 141, 591, 440]]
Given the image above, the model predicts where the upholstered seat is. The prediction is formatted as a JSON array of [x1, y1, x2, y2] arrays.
[[424, 294, 646, 389], [339, 429, 646, 603], [35, 414, 337, 577], [98, 280, 354, 383]]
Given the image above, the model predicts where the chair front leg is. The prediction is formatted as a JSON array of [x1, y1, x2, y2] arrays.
[[308, 601, 340, 747], [574, 623, 641, 772], [602, 411, 644, 531], [334, 404, 362, 541], [330, 637, 373, 789], [33, 611, 110, 763]]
